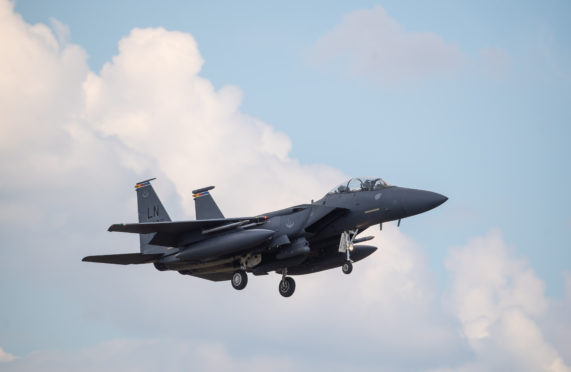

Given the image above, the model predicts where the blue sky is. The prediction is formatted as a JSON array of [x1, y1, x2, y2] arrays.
[[1, 0, 570, 370]]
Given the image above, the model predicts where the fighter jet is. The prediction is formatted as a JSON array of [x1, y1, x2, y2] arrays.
[[83, 177, 447, 297]]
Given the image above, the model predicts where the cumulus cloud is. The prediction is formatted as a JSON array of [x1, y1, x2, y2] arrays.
[[308, 5, 465, 84], [444, 230, 570, 372], [540, 273, 571, 365], [83, 27, 344, 217], [0, 0, 88, 176]]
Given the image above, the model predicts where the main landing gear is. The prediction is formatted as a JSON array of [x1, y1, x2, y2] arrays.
[[278, 269, 295, 297], [231, 268, 296, 297], [231, 269, 248, 290]]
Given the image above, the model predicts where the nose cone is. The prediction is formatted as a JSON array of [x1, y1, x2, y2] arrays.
[[401, 189, 447, 217]]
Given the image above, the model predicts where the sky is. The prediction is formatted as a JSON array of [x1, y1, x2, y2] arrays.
[[0, 0, 570, 370]]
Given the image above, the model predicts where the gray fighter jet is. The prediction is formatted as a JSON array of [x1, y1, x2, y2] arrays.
[[83, 178, 447, 297]]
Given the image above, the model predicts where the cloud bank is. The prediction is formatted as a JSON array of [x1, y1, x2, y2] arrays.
[[0, 1, 568, 370], [444, 230, 570, 372], [1, 339, 294, 372]]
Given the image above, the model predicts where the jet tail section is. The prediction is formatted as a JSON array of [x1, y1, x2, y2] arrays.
[[193, 186, 224, 219], [136, 178, 171, 254]]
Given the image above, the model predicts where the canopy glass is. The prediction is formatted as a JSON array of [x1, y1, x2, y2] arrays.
[[328, 177, 393, 194]]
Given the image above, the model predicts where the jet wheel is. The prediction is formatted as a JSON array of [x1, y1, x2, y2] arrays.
[[279, 277, 296, 297], [342, 261, 353, 274], [231, 270, 248, 290]]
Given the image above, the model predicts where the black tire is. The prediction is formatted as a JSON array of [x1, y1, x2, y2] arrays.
[[278, 277, 296, 297], [342, 261, 353, 274], [231, 270, 248, 290]]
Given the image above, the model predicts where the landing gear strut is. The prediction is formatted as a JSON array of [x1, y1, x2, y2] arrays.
[[231, 269, 248, 290], [339, 229, 358, 275], [278, 269, 295, 297]]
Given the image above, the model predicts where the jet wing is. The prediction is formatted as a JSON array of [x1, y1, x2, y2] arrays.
[[82, 253, 163, 265], [108, 217, 261, 248]]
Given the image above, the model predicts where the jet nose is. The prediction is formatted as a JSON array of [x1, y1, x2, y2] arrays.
[[401, 189, 448, 217]]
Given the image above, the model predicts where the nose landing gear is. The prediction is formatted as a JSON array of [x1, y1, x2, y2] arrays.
[[339, 229, 358, 275], [342, 261, 353, 274]]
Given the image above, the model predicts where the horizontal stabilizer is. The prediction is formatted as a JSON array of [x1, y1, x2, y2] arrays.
[[82, 253, 163, 265]]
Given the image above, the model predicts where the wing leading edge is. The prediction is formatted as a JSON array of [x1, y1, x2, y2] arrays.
[[82, 253, 163, 265]]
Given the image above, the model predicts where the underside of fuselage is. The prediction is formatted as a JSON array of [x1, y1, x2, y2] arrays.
[[166, 240, 377, 281]]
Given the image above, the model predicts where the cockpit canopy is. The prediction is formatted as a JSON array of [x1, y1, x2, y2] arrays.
[[328, 177, 393, 194]]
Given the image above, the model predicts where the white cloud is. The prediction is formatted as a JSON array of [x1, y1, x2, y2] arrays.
[[83, 26, 344, 217], [540, 273, 571, 365], [309, 5, 464, 84], [0, 339, 294, 372], [444, 230, 570, 372], [0, 0, 89, 190], [0, 347, 16, 363], [49, 17, 70, 47]]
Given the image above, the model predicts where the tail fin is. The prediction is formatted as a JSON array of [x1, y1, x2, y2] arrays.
[[136, 178, 171, 254], [192, 186, 224, 219]]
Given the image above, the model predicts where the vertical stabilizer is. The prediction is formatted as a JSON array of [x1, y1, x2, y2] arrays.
[[193, 186, 224, 219], [135, 178, 171, 254]]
